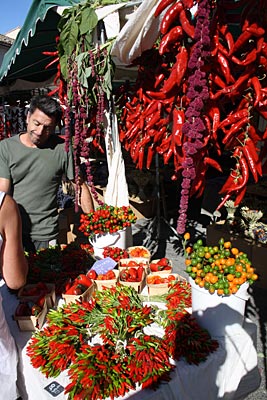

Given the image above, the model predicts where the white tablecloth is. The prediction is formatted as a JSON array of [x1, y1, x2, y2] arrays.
[[0, 281, 261, 400]]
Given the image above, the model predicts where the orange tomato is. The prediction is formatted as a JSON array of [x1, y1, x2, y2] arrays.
[[251, 273, 258, 281], [210, 275, 218, 284], [231, 247, 239, 256]]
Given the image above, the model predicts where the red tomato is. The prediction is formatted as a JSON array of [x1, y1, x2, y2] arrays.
[[73, 284, 87, 295], [105, 270, 116, 280], [86, 270, 97, 280], [120, 270, 129, 281], [128, 267, 137, 281], [159, 258, 169, 266], [127, 260, 138, 267]]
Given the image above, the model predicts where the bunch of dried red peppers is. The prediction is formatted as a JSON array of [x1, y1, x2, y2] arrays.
[[116, 0, 267, 232], [27, 283, 218, 400]]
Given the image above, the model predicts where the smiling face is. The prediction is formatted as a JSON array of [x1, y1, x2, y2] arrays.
[[26, 108, 56, 147]]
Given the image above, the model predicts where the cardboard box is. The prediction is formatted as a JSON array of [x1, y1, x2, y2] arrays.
[[94, 270, 119, 291], [146, 273, 183, 296], [18, 283, 56, 309], [62, 283, 95, 305], [119, 271, 146, 293], [14, 300, 48, 331]]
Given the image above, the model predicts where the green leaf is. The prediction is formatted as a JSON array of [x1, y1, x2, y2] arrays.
[[59, 54, 68, 81], [60, 16, 79, 57], [80, 8, 98, 35]]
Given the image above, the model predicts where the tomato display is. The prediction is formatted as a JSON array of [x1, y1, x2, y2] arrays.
[[96, 270, 116, 280], [147, 274, 176, 284], [128, 246, 150, 259], [184, 236, 258, 295], [150, 258, 172, 272], [119, 266, 144, 282]]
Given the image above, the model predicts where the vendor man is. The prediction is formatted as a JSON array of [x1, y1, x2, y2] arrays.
[[0, 94, 94, 252]]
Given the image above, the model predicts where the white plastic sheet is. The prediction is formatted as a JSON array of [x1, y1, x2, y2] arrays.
[[111, 0, 162, 64], [104, 107, 129, 207]]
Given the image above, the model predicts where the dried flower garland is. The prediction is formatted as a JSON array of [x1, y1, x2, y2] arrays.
[[177, 0, 211, 234], [27, 283, 218, 400], [54, 1, 116, 207]]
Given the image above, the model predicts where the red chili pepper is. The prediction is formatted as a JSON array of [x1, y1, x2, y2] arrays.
[[219, 170, 239, 194], [179, 9, 195, 39], [42, 51, 58, 56], [244, 137, 262, 176], [217, 51, 234, 84], [162, 67, 178, 94], [137, 147, 145, 170], [245, 23, 265, 37], [231, 30, 252, 54], [241, 144, 259, 182], [145, 110, 161, 130], [154, 73, 165, 88], [209, 72, 226, 89], [159, 25, 183, 55], [175, 46, 188, 87], [231, 48, 257, 67], [172, 107, 185, 146], [146, 145, 155, 169], [247, 124, 261, 143], [234, 185, 247, 206], [216, 193, 232, 211], [224, 30, 235, 55], [160, 2, 184, 35], [219, 109, 248, 129], [44, 56, 60, 70], [222, 116, 248, 145], [249, 76, 262, 106], [235, 154, 249, 191], [204, 157, 222, 172], [154, 0, 175, 18]]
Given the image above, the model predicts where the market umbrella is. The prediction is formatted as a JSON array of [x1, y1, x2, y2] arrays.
[[0, 0, 81, 86]]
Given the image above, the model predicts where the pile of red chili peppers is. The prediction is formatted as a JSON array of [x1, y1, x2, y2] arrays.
[[116, 0, 267, 233], [26, 283, 218, 400]]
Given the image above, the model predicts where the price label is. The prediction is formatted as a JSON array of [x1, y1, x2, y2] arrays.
[[92, 257, 117, 274], [44, 381, 64, 397]]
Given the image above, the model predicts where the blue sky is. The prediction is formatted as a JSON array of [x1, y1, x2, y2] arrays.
[[0, 0, 32, 35]]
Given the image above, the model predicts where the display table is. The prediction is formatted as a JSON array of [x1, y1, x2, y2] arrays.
[[0, 281, 261, 400]]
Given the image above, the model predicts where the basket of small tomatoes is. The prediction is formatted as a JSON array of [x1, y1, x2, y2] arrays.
[[118, 258, 149, 273], [119, 265, 146, 293], [146, 273, 180, 295], [149, 258, 173, 274], [62, 274, 94, 304], [127, 246, 151, 261], [93, 269, 119, 291]]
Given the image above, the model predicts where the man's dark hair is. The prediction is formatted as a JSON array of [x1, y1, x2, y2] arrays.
[[29, 95, 62, 123]]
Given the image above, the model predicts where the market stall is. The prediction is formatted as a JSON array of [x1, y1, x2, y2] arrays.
[[0, 278, 261, 400], [0, 0, 266, 398]]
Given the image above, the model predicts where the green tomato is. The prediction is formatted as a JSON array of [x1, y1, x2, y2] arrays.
[[218, 238, 225, 245]]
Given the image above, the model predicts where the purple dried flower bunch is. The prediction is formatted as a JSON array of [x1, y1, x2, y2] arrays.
[[177, 0, 211, 234], [64, 45, 112, 207]]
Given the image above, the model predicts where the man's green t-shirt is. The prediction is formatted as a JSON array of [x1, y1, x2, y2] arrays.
[[0, 133, 74, 241]]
